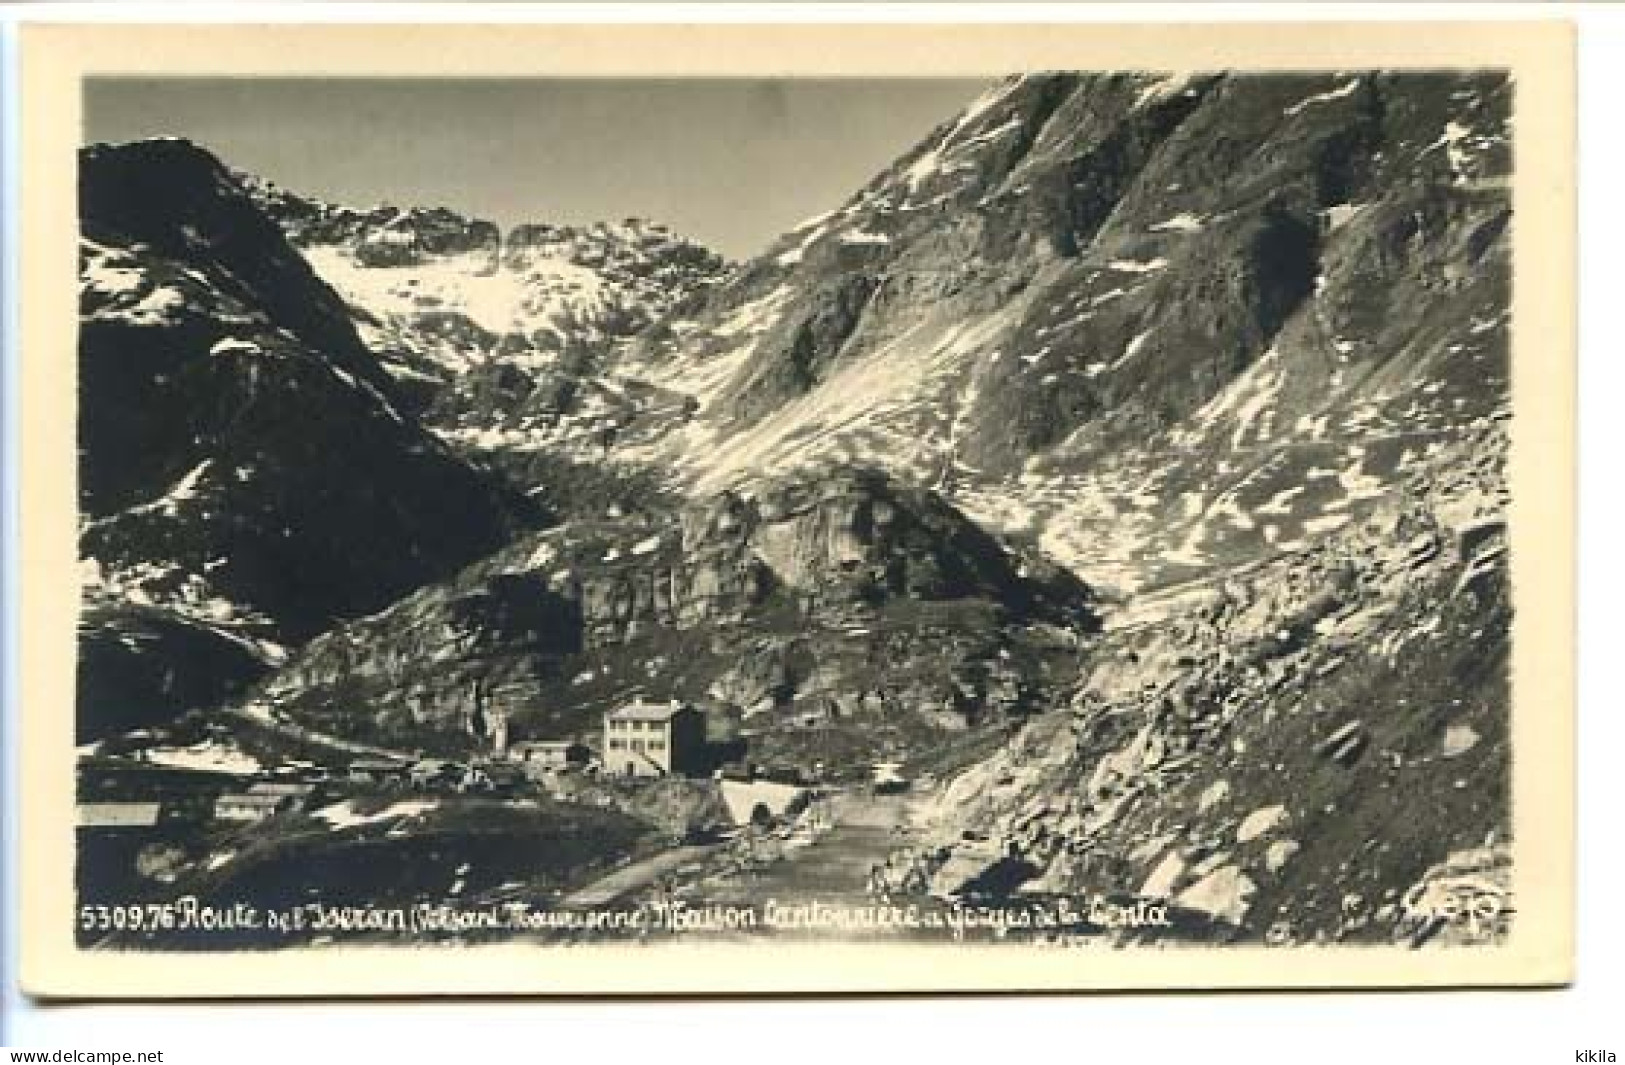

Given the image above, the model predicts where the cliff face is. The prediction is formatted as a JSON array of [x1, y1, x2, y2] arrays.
[[76, 140, 537, 738], [256, 470, 1097, 758]]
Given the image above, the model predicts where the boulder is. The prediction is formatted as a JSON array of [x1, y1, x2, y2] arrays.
[[1176, 864, 1257, 926], [1236, 804, 1290, 844]]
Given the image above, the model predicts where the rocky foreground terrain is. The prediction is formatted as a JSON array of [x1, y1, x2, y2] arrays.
[[77, 70, 1513, 943]]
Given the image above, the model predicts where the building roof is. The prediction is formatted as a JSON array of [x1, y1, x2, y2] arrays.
[[513, 739, 582, 750], [218, 792, 284, 807], [606, 700, 696, 723], [77, 802, 162, 827], [349, 757, 408, 771], [246, 782, 316, 796]]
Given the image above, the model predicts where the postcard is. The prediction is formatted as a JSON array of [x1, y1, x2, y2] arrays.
[[16, 20, 1575, 996]]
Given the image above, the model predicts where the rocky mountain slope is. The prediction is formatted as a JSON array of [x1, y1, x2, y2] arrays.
[[887, 416, 1510, 943], [77, 139, 539, 738], [250, 468, 1097, 763], [79, 70, 1516, 943], [609, 71, 1510, 595], [615, 70, 1505, 938], [729, 71, 1511, 941], [245, 177, 729, 499]]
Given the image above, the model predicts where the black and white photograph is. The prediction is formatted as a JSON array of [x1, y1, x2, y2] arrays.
[[14, 21, 1576, 997]]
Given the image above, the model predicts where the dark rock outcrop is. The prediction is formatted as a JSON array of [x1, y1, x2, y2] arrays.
[[255, 469, 1096, 753], [76, 139, 539, 738]]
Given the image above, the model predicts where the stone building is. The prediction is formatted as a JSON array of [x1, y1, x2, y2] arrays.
[[602, 701, 707, 778]]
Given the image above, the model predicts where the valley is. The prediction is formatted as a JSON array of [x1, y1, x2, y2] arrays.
[[74, 70, 1513, 949]]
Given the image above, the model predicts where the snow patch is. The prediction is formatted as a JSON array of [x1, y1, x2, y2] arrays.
[[1303, 513, 1352, 536], [712, 285, 794, 339], [1324, 202, 1364, 231], [1150, 213, 1205, 233], [302, 245, 610, 338], [1108, 257, 1169, 274], [315, 799, 436, 831], [1192, 348, 1282, 449], [144, 741, 264, 776], [209, 337, 262, 358], [81, 256, 147, 297], [1257, 486, 1306, 516], [1176, 865, 1256, 925], [1111, 329, 1154, 371], [127, 460, 213, 519], [1284, 77, 1361, 117], [1421, 121, 1476, 184], [791, 208, 838, 233], [1236, 805, 1289, 843], [1134, 73, 1196, 109]]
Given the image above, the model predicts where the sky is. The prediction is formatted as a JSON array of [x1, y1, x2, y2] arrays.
[[83, 78, 990, 259]]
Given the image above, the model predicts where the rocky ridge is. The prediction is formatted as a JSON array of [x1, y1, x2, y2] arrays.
[[250, 469, 1097, 762], [77, 139, 538, 737], [245, 176, 730, 492]]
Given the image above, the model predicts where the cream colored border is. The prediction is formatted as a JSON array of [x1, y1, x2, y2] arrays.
[[18, 21, 1576, 998]]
